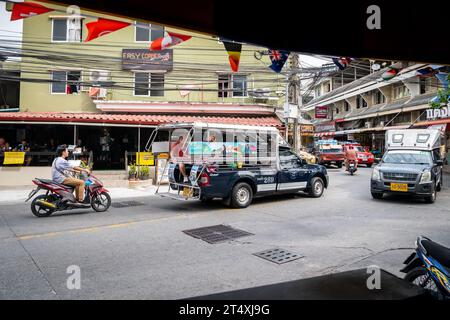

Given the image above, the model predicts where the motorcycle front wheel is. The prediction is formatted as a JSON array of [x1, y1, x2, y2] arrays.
[[31, 194, 56, 218], [404, 266, 446, 300], [91, 192, 111, 212]]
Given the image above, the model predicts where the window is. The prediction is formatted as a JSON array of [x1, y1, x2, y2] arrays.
[[393, 84, 410, 99], [374, 90, 386, 104], [335, 107, 339, 114], [51, 71, 81, 94], [135, 22, 165, 42], [52, 18, 82, 42], [356, 96, 367, 109], [279, 150, 302, 169], [134, 73, 165, 96], [232, 74, 248, 97], [344, 100, 350, 112], [218, 74, 231, 98]]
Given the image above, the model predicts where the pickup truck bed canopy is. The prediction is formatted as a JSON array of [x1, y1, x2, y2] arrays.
[[386, 129, 441, 151]]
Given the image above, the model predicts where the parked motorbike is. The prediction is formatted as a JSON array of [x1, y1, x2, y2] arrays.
[[346, 159, 358, 175], [25, 174, 111, 217], [401, 236, 450, 300]]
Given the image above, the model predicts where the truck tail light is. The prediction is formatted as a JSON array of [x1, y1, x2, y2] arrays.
[[198, 173, 210, 187]]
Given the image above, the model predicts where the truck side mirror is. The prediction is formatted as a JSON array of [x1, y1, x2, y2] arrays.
[[436, 160, 444, 166]]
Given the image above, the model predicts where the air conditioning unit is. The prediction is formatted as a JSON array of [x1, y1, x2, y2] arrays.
[[365, 122, 372, 128], [90, 70, 109, 84]]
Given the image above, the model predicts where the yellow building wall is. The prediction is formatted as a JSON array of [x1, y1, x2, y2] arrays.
[[19, 1, 284, 112]]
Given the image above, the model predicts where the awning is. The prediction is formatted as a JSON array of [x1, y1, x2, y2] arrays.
[[0, 112, 283, 128], [314, 132, 335, 138], [413, 118, 450, 128]]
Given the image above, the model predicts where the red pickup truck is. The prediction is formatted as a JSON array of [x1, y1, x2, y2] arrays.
[[343, 144, 375, 167], [314, 144, 345, 168]]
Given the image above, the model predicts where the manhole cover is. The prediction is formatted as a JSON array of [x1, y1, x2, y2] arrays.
[[111, 201, 145, 208], [183, 225, 253, 244], [253, 248, 304, 264]]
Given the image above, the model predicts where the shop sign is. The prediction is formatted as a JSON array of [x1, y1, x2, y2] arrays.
[[315, 106, 328, 119], [426, 104, 450, 120], [136, 152, 155, 166], [122, 49, 173, 71], [3, 152, 25, 165], [300, 124, 314, 136], [315, 121, 336, 133]]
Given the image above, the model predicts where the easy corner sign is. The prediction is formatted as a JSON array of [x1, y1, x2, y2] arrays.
[[3, 152, 25, 165]]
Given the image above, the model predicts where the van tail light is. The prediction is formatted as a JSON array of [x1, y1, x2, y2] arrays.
[[206, 165, 217, 174], [198, 173, 210, 187]]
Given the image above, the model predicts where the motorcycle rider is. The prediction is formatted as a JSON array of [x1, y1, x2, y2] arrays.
[[344, 145, 358, 171], [52, 145, 91, 203]]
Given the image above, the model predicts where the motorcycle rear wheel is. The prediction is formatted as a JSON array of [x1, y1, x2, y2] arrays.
[[91, 192, 111, 212], [31, 194, 56, 218], [404, 266, 446, 300]]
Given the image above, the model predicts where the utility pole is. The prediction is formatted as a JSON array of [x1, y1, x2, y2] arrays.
[[288, 53, 301, 152]]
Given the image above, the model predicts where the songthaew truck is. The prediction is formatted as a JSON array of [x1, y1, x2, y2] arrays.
[[145, 123, 329, 208], [370, 129, 444, 203]]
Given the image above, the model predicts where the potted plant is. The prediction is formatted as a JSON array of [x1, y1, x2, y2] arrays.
[[139, 166, 150, 180], [128, 162, 137, 180]]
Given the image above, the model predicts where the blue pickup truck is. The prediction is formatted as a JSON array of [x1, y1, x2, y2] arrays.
[[150, 123, 329, 208]]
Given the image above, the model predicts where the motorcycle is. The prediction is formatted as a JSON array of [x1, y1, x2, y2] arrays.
[[401, 236, 450, 300], [25, 174, 111, 217], [346, 159, 358, 175]]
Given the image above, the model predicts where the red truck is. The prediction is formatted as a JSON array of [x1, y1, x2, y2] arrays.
[[314, 142, 345, 168], [342, 143, 375, 167]]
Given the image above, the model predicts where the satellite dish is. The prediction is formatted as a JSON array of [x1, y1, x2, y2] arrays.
[[372, 63, 381, 71]]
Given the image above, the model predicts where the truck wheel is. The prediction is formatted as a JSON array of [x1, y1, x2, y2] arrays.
[[230, 182, 253, 208], [308, 177, 324, 198], [367, 163, 373, 168], [424, 184, 436, 204], [371, 192, 383, 199], [337, 162, 343, 168]]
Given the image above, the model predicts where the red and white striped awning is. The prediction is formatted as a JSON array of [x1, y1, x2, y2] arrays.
[[314, 132, 335, 138]]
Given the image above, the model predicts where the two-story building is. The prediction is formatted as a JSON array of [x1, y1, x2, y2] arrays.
[[301, 61, 448, 160], [0, 0, 285, 171]]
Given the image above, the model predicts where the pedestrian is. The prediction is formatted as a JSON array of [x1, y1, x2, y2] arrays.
[[15, 139, 32, 166], [0, 137, 10, 151]]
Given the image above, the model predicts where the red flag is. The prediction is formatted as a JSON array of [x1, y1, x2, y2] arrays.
[[10, 2, 54, 21], [150, 32, 192, 50], [85, 18, 131, 42], [223, 41, 242, 72]]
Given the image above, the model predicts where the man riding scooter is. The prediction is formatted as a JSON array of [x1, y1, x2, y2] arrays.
[[344, 145, 358, 174], [52, 145, 91, 206]]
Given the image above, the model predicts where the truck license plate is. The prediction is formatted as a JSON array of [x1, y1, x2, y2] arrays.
[[391, 183, 408, 192]]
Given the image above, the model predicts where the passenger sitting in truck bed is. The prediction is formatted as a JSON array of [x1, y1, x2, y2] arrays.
[[171, 136, 189, 182]]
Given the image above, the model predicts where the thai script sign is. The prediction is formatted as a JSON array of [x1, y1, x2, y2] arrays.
[[426, 104, 450, 120]]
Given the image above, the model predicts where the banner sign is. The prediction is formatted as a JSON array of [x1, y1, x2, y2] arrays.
[[3, 152, 25, 165], [315, 106, 328, 119], [314, 121, 336, 133], [122, 49, 173, 71], [136, 152, 154, 166], [426, 104, 450, 120]]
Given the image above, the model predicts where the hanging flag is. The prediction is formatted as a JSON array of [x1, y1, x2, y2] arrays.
[[268, 49, 290, 73], [150, 32, 192, 50], [10, 2, 54, 21], [435, 72, 449, 89], [85, 18, 131, 42], [416, 67, 437, 77], [223, 41, 242, 72], [381, 67, 399, 81], [332, 57, 354, 70]]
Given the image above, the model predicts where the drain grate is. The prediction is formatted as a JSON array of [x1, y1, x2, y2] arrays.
[[253, 248, 304, 264], [111, 201, 146, 208], [183, 225, 253, 244]]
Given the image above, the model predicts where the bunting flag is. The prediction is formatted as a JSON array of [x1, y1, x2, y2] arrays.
[[416, 66, 437, 77], [223, 41, 242, 72], [85, 18, 131, 42], [150, 32, 192, 50], [382, 63, 403, 81], [268, 49, 290, 73], [332, 57, 354, 70], [10, 2, 54, 21], [435, 72, 449, 89]]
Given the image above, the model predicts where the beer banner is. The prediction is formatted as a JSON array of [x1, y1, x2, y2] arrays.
[[137, 152, 154, 166], [3, 152, 25, 165]]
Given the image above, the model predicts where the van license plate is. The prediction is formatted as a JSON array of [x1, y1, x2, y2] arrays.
[[391, 183, 408, 192]]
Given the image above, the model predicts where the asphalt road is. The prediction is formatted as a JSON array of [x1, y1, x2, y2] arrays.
[[1, 166, 449, 299]]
